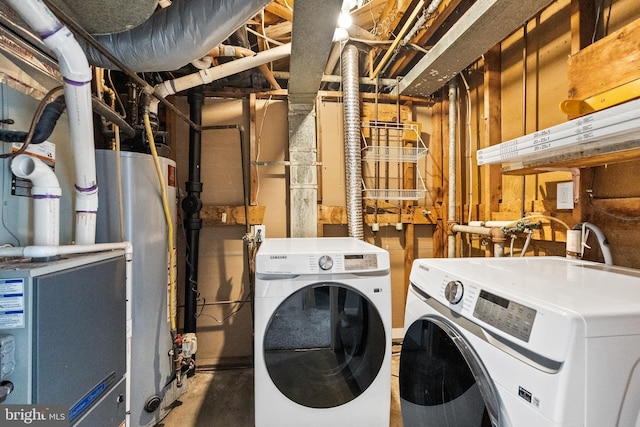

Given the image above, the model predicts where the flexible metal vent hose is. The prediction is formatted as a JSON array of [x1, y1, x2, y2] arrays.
[[341, 44, 364, 239]]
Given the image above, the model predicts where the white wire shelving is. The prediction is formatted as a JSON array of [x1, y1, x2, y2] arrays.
[[360, 121, 427, 200]]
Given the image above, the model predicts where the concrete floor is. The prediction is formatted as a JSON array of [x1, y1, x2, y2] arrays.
[[157, 345, 403, 427]]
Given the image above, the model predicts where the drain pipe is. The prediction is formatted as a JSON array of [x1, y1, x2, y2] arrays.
[[192, 45, 282, 90], [342, 44, 364, 240], [154, 44, 291, 100], [8, 0, 98, 245], [447, 79, 457, 257], [182, 87, 204, 336], [11, 155, 61, 247]]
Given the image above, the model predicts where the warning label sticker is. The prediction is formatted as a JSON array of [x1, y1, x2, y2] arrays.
[[0, 278, 25, 329]]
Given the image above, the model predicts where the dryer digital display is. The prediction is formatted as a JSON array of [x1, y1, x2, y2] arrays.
[[473, 289, 537, 342], [344, 254, 378, 271]]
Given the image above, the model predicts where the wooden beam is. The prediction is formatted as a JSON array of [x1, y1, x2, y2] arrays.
[[317, 205, 439, 225], [482, 45, 502, 220], [318, 90, 434, 105], [249, 93, 258, 205], [567, 19, 640, 102], [430, 92, 445, 257], [266, 2, 293, 21], [387, 0, 462, 78], [201, 205, 266, 226], [570, 0, 597, 54], [370, 0, 426, 79]]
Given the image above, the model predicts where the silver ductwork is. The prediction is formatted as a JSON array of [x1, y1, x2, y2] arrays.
[[82, 0, 271, 72], [341, 44, 364, 240]]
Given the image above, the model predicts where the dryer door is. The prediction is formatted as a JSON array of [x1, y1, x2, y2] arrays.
[[400, 315, 504, 427], [263, 282, 386, 408]]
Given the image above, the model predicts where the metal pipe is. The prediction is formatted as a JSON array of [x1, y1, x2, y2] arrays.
[[341, 44, 364, 239], [451, 224, 506, 257], [451, 224, 492, 236], [447, 79, 457, 257], [182, 87, 204, 335]]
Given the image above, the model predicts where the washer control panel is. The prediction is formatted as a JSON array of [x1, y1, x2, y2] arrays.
[[473, 289, 537, 342], [343, 254, 378, 271]]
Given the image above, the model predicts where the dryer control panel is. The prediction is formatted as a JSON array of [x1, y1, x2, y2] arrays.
[[473, 289, 537, 342]]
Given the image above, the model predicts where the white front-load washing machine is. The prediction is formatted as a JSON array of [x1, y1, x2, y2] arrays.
[[254, 237, 392, 427], [400, 256, 640, 427]]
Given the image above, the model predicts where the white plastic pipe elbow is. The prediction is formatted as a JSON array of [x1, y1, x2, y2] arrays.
[[11, 154, 61, 246]]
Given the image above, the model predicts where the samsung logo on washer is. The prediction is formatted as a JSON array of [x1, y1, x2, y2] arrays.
[[270, 255, 287, 259]]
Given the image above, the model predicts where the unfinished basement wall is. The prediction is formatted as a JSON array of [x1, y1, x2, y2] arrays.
[[433, 0, 640, 267], [317, 98, 434, 330], [172, 96, 288, 367], [578, 0, 640, 268]]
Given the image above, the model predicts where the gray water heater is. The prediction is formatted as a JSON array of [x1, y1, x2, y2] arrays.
[[0, 251, 127, 426], [95, 149, 182, 427]]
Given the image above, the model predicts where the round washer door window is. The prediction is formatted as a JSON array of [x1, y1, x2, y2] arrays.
[[400, 318, 498, 426], [263, 282, 386, 408]]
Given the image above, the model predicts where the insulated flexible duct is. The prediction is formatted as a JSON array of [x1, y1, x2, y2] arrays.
[[0, 95, 65, 144], [341, 44, 364, 240], [81, 0, 271, 72]]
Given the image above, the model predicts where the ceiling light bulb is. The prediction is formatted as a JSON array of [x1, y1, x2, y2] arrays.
[[338, 12, 352, 29]]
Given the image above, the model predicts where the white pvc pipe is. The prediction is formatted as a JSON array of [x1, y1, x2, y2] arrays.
[[8, 0, 98, 245], [154, 43, 292, 99], [581, 222, 613, 265], [0, 242, 130, 259], [11, 155, 61, 246]]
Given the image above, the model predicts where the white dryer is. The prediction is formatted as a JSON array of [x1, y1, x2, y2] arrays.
[[254, 237, 392, 427], [400, 257, 640, 427]]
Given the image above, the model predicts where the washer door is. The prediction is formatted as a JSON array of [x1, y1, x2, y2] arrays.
[[263, 282, 386, 408], [400, 315, 503, 427]]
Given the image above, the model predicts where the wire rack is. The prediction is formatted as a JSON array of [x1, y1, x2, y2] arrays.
[[360, 121, 427, 200]]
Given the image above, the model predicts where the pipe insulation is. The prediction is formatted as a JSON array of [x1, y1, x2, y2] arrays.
[[11, 155, 61, 247], [341, 44, 364, 240], [8, 0, 98, 245], [80, 0, 271, 72], [447, 79, 457, 258], [0, 95, 66, 144]]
